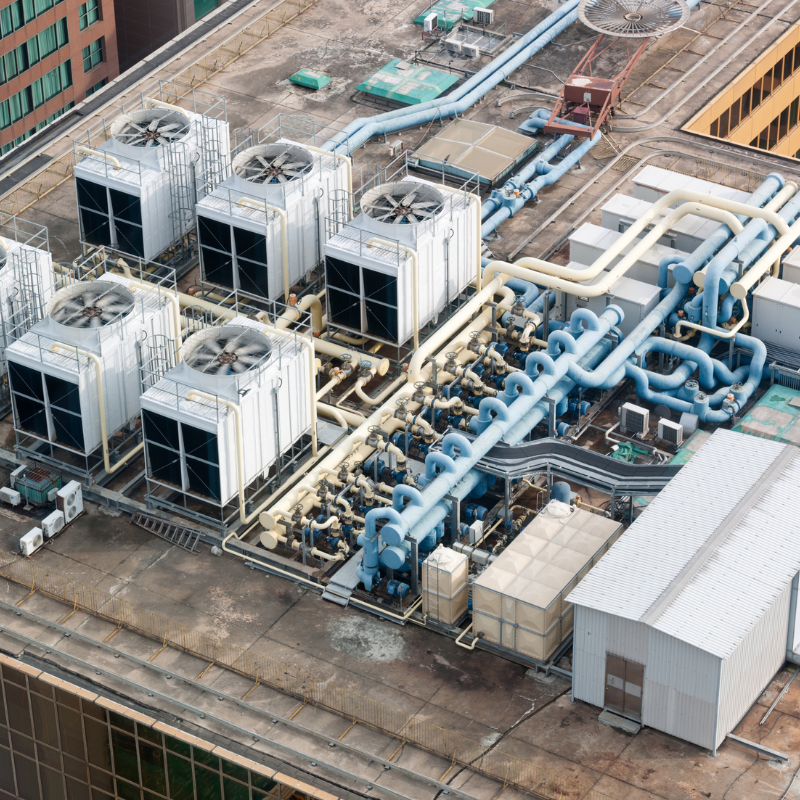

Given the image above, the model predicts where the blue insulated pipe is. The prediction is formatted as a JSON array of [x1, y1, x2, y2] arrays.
[[481, 132, 601, 237], [324, 1, 583, 153]]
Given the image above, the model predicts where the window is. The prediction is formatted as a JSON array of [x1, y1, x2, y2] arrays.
[[82, 38, 103, 73], [78, 0, 99, 29], [76, 177, 111, 247], [85, 77, 105, 97]]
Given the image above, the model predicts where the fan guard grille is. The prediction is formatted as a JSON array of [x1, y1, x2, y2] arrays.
[[49, 283, 135, 329], [183, 326, 273, 377], [360, 181, 445, 225], [578, 0, 690, 37], [110, 107, 192, 148], [232, 144, 314, 185]]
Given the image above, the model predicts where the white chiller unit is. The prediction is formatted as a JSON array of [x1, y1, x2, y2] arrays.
[[196, 139, 350, 301], [74, 100, 230, 261], [324, 177, 478, 344], [5, 274, 176, 456], [140, 319, 312, 505]]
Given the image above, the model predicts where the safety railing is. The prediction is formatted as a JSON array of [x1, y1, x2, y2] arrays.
[[0, 549, 617, 800]]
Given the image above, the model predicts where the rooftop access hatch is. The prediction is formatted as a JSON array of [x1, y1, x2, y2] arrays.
[[412, 119, 538, 185]]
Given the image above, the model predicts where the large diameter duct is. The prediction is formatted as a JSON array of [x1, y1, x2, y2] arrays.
[[325, 1, 582, 153]]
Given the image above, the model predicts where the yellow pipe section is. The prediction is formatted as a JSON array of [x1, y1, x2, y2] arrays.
[[75, 145, 121, 170], [366, 237, 419, 349], [693, 181, 798, 288], [488, 203, 744, 299], [50, 344, 143, 473], [731, 216, 800, 299], [674, 294, 750, 340], [236, 197, 291, 300]]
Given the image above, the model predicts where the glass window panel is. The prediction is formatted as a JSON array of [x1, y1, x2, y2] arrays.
[[37, 741, 61, 770], [328, 287, 361, 330], [66, 778, 90, 800], [14, 753, 41, 800], [325, 256, 359, 292], [193, 749, 219, 769], [165, 735, 190, 757], [0, 727, 8, 746], [58, 707, 84, 760], [16, 42, 29, 72], [233, 226, 267, 265], [0, 7, 12, 37], [40, 765, 66, 800], [0, 58, 6, 86], [89, 766, 113, 792], [10, 1, 21, 30], [136, 724, 161, 746], [140, 742, 166, 794], [0, 100, 9, 130], [0, 747, 13, 793], [194, 764, 222, 800], [111, 728, 139, 784], [115, 779, 139, 800], [56, 17, 68, 46], [221, 759, 247, 782], [167, 752, 193, 800], [11, 729, 35, 757], [84, 718, 111, 771], [63, 754, 87, 780], [5, 682, 32, 735], [30, 693, 58, 747], [45, 374, 81, 413], [223, 778, 248, 800], [91, 790, 112, 800], [5, 52, 17, 80], [82, 701, 105, 722], [27, 35, 39, 65], [250, 774, 276, 793], [56, 689, 80, 710], [182, 425, 219, 463]]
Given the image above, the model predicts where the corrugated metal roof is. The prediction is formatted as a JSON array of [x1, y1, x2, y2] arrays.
[[567, 429, 800, 659]]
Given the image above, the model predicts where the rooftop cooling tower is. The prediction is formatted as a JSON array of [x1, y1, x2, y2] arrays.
[[324, 177, 477, 345], [140, 318, 312, 506], [75, 102, 230, 262], [5, 274, 175, 457], [196, 139, 349, 301]]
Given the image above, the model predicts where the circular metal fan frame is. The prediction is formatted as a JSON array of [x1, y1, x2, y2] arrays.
[[111, 108, 191, 148], [361, 181, 445, 225], [0, 242, 7, 272], [49, 283, 135, 329], [233, 144, 314, 185], [183, 326, 273, 377], [578, 0, 690, 37]]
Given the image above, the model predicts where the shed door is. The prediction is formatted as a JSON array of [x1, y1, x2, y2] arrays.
[[604, 654, 644, 721]]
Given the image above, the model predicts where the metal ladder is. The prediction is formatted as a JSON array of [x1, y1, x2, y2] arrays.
[[131, 511, 202, 554]]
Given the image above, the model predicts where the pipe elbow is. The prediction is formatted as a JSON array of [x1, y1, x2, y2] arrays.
[[547, 330, 578, 356], [503, 372, 536, 397], [392, 484, 424, 511], [568, 307, 601, 333], [441, 432, 473, 459], [524, 351, 557, 377], [478, 396, 511, 423], [602, 304, 625, 328], [425, 451, 458, 480]]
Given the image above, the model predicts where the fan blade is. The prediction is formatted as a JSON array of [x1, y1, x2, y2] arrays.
[[201, 340, 224, 355], [277, 174, 288, 184], [272, 151, 291, 167], [73, 316, 92, 328], [383, 193, 399, 207], [147, 139, 156, 147], [89, 317, 103, 328], [407, 214, 420, 223], [410, 201, 440, 209], [376, 212, 396, 222], [231, 361, 248, 373], [235, 343, 267, 356], [93, 291, 122, 308], [281, 162, 306, 170], [283, 170, 305, 178], [237, 355, 263, 366], [256, 155, 270, 168], [156, 137, 170, 146], [393, 215, 404, 224], [158, 123, 181, 133], [400, 192, 417, 206], [148, 118, 159, 131]]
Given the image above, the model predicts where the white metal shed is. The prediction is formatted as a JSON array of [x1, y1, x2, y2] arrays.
[[568, 429, 800, 752]]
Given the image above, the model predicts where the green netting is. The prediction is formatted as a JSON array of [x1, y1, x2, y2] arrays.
[[413, 0, 494, 30], [356, 60, 459, 105], [289, 69, 332, 90]]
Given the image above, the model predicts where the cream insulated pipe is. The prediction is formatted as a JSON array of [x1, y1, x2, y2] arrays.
[[487, 202, 744, 298]]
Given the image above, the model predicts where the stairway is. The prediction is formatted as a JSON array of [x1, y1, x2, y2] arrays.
[[131, 511, 202, 554]]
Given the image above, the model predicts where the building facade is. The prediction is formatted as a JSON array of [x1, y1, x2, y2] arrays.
[[113, 0, 225, 73], [0, 0, 119, 154]]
